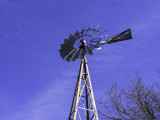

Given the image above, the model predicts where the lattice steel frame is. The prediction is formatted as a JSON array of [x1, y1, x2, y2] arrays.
[[68, 56, 99, 120]]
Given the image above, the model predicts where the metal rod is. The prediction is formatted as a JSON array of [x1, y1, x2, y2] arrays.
[[84, 58, 90, 120], [69, 60, 84, 120], [73, 59, 84, 120], [77, 107, 94, 111], [85, 58, 99, 120]]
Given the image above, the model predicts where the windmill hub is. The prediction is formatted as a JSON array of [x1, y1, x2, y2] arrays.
[[79, 39, 86, 48]]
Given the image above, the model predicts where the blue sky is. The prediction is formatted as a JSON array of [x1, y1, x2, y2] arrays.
[[0, 0, 160, 119]]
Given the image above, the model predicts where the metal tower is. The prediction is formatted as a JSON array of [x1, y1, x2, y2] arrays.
[[59, 25, 132, 120], [69, 41, 98, 120]]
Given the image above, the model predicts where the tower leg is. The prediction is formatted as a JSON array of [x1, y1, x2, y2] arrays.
[[85, 58, 99, 120], [69, 60, 84, 120], [68, 58, 99, 120], [84, 61, 90, 120]]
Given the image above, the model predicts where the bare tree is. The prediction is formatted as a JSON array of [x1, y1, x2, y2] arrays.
[[98, 75, 160, 120]]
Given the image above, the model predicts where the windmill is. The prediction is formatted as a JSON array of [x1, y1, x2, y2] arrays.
[[59, 25, 132, 120]]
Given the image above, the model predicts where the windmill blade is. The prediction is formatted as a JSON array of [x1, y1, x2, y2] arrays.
[[88, 25, 92, 30], [60, 43, 75, 59], [93, 24, 99, 30], [85, 25, 92, 36], [59, 49, 68, 58], [71, 49, 80, 62], [80, 28, 85, 36], [60, 44, 68, 58], [64, 49, 77, 62], [79, 48, 86, 59], [100, 35, 108, 38], [61, 44, 67, 49], [85, 46, 94, 55], [63, 38, 75, 53], [89, 44, 102, 50], [99, 41, 107, 44], [68, 34, 78, 44], [107, 29, 132, 44], [64, 39, 69, 44], [74, 30, 81, 38]]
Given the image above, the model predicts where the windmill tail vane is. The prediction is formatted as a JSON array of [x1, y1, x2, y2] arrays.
[[59, 25, 132, 120]]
